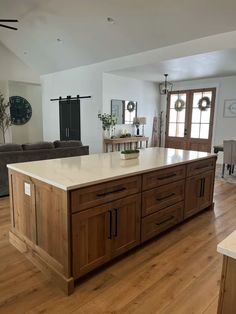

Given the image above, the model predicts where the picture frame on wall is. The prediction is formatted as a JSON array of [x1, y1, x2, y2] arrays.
[[224, 99, 236, 118]]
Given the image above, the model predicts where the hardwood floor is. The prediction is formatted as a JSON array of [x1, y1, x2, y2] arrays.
[[0, 179, 236, 313]]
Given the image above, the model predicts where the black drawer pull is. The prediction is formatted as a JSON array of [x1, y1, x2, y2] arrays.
[[196, 164, 211, 170], [156, 193, 175, 201], [200, 178, 205, 197], [155, 215, 175, 226], [157, 173, 177, 180], [97, 187, 127, 198]]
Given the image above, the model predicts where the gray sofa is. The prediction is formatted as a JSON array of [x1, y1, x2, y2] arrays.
[[0, 141, 89, 197]]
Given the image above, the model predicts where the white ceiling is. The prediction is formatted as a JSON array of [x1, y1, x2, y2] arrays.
[[109, 49, 236, 82], [1, 0, 236, 74]]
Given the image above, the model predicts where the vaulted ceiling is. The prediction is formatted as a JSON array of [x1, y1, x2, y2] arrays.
[[110, 49, 236, 82], [1, 0, 236, 74]]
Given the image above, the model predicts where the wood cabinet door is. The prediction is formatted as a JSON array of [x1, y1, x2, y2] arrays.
[[72, 204, 112, 278], [198, 171, 215, 211], [111, 195, 141, 258], [184, 170, 215, 219], [184, 175, 202, 219]]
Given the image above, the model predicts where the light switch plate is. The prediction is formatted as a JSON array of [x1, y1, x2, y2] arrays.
[[24, 182, 31, 196]]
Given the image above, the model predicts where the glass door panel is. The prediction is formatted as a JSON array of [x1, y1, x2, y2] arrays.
[[190, 91, 212, 140], [167, 93, 187, 138]]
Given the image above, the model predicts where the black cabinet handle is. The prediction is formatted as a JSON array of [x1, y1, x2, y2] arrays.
[[199, 178, 205, 197], [155, 215, 174, 226], [97, 187, 127, 198], [114, 208, 118, 237], [199, 178, 203, 197], [156, 193, 175, 201], [157, 174, 177, 181], [202, 178, 205, 197], [196, 164, 210, 170], [108, 210, 112, 239]]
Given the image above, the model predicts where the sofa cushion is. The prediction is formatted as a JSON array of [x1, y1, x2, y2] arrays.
[[0, 144, 23, 152], [22, 142, 54, 151], [54, 140, 82, 148]]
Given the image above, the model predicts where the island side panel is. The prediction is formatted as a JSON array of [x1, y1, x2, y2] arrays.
[[8, 169, 73, 294]]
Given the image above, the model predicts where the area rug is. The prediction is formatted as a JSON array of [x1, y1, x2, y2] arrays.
[[215, 164, 236, 183]]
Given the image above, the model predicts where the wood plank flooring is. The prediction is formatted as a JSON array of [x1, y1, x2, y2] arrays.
[[0, 179, 236, 313]]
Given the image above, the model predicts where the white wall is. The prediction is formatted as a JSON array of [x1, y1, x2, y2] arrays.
[[103, 73, 159, 143], [41, 65, 103, 154], [0, 42, 39, 83], [9, 81, 43, 144], [41, 70, 159, 154], [0, 41, 40, 144], [103, 73, 159, 144]]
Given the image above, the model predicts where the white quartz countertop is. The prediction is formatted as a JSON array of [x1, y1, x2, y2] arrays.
[[7, 147, 215, 191], [217, 230, 236, 259]]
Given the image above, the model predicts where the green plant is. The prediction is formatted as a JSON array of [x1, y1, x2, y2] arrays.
[[120, 133, 131, 138], [0, 93, 11, 144], [121, 149, 139, 154], [98, 113, 117, 130]]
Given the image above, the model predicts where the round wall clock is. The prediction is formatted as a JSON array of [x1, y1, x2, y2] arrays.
[[10, 96, 32, 125]]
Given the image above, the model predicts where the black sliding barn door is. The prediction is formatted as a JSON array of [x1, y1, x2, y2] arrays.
[[59, 99, 81, 140]]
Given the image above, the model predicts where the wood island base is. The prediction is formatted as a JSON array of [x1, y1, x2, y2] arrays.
[[9, 230, 75, 295], [8, 149, 216, 294]]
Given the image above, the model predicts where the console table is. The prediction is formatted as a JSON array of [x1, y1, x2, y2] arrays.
[[104, 136, 149, 152]]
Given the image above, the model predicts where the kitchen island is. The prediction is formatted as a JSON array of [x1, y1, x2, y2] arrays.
[[217, 231, 236, 313], [7, 147, 216, 294]]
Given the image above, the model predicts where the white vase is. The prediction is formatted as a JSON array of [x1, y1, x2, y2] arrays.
[[103, 129, 110, 139]]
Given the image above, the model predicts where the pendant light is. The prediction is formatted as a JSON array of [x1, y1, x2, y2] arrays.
[[159, 74, 173, 95]]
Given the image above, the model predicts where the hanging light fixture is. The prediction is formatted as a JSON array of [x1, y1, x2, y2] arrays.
[[159, 74, 173, 95]]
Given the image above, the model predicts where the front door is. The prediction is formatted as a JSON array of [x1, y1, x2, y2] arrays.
[[165, 88, 216, 152]]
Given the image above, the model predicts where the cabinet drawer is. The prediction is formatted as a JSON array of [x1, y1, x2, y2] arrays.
[[142, 165, 186, 191], [141, 202, 184, 242], [142, 180, 185, 217], [187, 157, 216, 177], [71, 175, 141, 212]]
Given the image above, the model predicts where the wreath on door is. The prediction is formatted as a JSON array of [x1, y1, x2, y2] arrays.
[[127, 101, 135, 112], [174, 99, 185, 112], [198, 96, 211, 111]]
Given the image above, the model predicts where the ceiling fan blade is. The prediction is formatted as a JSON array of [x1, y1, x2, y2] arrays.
[[0, 19, 18, 22], [0, 24, 18, 30]]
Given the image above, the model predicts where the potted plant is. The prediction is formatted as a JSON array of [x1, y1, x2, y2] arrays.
[[120, 149, 140, 160], [98, 113, 117, 138], [0, 93, 11, 144]]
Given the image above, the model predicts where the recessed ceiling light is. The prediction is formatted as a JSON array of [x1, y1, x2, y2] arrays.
[[106, 17, 115, 24], [57, 38, 63, 43]]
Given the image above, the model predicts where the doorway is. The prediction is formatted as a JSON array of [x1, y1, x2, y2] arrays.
[[165, 88, 216, 152]]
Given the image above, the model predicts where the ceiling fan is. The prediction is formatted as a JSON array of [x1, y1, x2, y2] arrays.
[[0, 19, 18, 31]]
